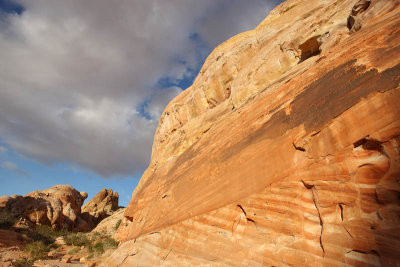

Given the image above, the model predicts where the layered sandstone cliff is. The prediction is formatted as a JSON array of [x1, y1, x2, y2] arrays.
[[107, 0, 400, 265]]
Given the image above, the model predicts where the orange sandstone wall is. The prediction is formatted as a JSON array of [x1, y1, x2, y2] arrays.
[[107, 0, 400, 265]]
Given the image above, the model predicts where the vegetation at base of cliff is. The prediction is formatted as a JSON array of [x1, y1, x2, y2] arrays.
[[24, 241, 51, 261], [114, 219, 122, 230], [64, 232, 91, 247], [86, 232, 119, 258], [0, 210, 16, 229], [12, 256, 35, 267], [23, 225, 69, 245], [7, 225, 120, 265], [66, 246, 80, 254]]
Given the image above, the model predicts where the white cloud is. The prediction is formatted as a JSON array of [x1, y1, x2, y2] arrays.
[[1, 161, 29, 177], [0, 146, 7, 153], [0, 0, 280, 177]]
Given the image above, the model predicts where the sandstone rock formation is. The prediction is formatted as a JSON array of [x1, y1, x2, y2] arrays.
[[81, 189, 119, 228], [107, 0, 400, 265], [0, 185, 89, 231], [92, 208, 130, 240]]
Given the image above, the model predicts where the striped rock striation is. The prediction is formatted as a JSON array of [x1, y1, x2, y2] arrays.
[[106, 0, 400, 266]]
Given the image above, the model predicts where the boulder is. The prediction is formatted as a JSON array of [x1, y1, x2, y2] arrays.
[[81, 189, 119, 227]]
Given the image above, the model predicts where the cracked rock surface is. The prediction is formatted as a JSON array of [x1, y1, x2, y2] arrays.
[[106, 0, 400, 266]]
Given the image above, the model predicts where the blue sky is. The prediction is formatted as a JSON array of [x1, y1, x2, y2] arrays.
[[0, 0, 282, 207]]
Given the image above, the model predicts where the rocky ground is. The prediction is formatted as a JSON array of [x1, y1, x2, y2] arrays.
[[0, 185, 124, 266]]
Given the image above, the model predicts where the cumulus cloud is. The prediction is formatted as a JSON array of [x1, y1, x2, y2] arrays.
[[1, 161, 29, 177], [0, 0, 281, 177]]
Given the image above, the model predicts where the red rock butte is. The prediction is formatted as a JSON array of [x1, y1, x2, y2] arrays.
[[106, 0, 400, 266]]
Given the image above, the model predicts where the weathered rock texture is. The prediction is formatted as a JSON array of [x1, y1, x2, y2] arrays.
[[92, 208, 130, 240], [0, 185, 89, 231], [108, 0, 400, 265], [81, 189, 119, 228], [0, 229, 23, 267]]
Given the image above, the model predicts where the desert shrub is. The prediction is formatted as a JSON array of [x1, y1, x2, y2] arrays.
[[27, 225, 58, 245], [114, 219, 122, 230], [0, 210, 16, 229], [24, 241, 50, 261], [67, 246, 80, 254], [64, 232, 91, 247], [103, 237, 119, 250], [93, 241, 104, 254], [12, 256, 35, 267], [91, 231, 103, 241], [85, 235, 118, 259]]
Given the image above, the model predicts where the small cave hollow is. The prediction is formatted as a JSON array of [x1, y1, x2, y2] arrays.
[[353, 138, 383, 151], [298, 36, 321, 62], [347, 0, 371, 31]]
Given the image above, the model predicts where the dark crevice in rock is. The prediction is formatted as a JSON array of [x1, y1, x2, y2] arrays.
[[339, 203, 344, 221], [149, 231, 160, 235], [162, 195, 168, 199], [293, 142, 306, 152], [237, 204, 247, 216], [246, 217, 256, 223], [301, 179, 324, 255], [301, 179, 314, 190], [312, 190, 325, 257]]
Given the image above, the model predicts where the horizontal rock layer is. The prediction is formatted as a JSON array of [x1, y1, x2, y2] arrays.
[[109, 0, 400, 266]]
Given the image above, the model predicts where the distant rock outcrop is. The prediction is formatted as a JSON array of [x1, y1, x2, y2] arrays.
[[81, 189, 119, 229], [0, 185, 88, 231], [105, 0, 400, 266]]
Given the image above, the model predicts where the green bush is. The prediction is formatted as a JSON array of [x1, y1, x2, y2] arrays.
[[12, 256, 35, 267], [24, 241, 50, 261], [64, 232, 91, 247], [0, 210, 16, 229], [26, 225, 58, 245], [93, 241, 104, 254], [114, 219, 122, 231], [91, 231, 103, 241], [67, 246, 80, 254], [103, 237, 119, 250]]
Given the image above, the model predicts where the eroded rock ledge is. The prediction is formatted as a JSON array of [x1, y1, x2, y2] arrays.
[[108, 0, 400, 265]]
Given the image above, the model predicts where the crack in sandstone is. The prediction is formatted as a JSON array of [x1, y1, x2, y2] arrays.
[[237, 204, 247, 216], [292, 142, 306, 152], [338, 203, 344, 221], [301, 180, 325, 256], [162, 248, 173, 263]]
